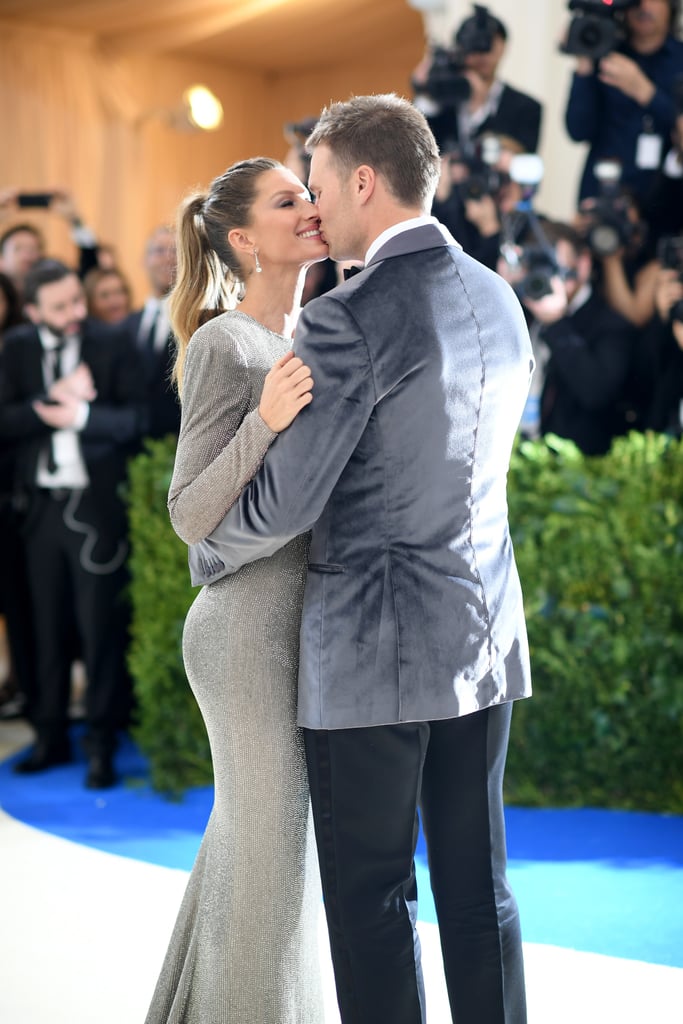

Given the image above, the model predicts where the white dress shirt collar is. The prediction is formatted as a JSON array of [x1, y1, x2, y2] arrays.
[[365, 215, 453, 266]]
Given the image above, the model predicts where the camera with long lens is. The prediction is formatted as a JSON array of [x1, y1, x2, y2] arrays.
[[452, 135, 508, 203], [657, 235, 683, 322], [514, 246, 561, 302], [560, 0, 638, 61], [497, 155, 558, 300], [580, 160, 640, 257], [416, 4, 495, 106]]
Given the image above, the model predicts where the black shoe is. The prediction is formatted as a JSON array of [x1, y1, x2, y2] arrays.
[[13, 740, 72, 774], [0, 693, 27, 721], [85, 752, 115, 789], [0, 681, 26, 721]]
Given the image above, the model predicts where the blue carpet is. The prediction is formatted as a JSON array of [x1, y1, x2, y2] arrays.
[[1, 730, 682, 968]]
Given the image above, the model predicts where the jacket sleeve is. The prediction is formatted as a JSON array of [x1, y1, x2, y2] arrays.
[[0, 339, 50, 442], [167, 326, 278, 545], [565, 71, 601, 143], [82, 329, 148, 443], [188, 295, 376, 582]]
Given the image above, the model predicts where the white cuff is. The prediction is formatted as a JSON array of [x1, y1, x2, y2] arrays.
[[73, 401, 90, 430]]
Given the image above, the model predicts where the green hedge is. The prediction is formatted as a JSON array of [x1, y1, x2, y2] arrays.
[[506, 432, 683, 813], [127, 432, 683, 809], [127, 439, 211, 794]]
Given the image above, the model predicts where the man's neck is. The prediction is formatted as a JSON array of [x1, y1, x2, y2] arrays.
[[366, 207, 426, 243], [630, 31, 669, 56], [365, 212, 435, 265]]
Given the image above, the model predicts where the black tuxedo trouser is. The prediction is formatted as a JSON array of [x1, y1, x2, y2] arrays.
[[304, 702, 526, 1024], [24, 489, 131, 752], [0, 504, 36, 710]]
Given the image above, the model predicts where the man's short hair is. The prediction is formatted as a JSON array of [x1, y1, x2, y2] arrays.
[[23, 259, 76, 305], [306, 93, 441, 209], [0, 222, 44, 255]]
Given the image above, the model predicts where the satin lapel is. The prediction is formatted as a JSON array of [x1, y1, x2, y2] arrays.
[[366, 223, 458, 268]]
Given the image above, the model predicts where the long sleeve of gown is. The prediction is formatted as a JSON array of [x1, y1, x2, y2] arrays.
[[168, 319, 277, 545]]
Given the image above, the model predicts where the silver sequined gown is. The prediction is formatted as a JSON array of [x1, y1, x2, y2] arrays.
[[144, 311, 324, 1024]]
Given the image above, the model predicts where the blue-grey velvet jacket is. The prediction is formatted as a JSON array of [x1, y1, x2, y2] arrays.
[[188, 223, 534, 729]]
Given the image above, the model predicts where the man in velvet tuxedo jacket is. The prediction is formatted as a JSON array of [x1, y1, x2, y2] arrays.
[[190, 95, 533, 1024], [0, 260, 146, 788]]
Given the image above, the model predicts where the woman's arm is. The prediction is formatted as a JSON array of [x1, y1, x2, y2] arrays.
[[168, 324, 311, 545]]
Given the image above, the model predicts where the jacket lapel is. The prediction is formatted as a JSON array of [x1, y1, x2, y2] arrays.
[[366, 223, 459, 267]]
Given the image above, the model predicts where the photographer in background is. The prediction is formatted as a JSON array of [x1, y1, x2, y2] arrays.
[[641, 243, 683, 431], [563, 0, 683, 209], [644, 104, 683, 244], [412, 4, 542, 159], [0, 187, 102, 297], [432, 132, 539, 267], [575, 161, 660, 331], [499, 220, 636, 454]]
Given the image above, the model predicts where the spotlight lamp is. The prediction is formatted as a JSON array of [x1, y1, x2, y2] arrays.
[[137, 84, 224, 133], [182, 85, 224, 132]]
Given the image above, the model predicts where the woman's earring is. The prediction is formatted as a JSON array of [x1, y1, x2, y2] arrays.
[[253, 249, 262, 274]]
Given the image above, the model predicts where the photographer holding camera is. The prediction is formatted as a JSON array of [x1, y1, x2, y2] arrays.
[[564, 0, 683, 208], [639, 243, 683, 430], [431, 131, 531, 268], [643, 104, 683, 244], [572, 160, 660, 338], [499, 220, 636, 454], [412, 5, 542, 159]]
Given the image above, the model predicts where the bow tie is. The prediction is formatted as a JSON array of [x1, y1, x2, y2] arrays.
[[343, 265, 364, 281]]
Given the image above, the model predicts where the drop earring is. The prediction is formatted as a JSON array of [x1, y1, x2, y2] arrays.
[[253, 249, 262, 274]]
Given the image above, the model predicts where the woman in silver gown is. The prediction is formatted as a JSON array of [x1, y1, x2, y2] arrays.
[[144, 158, 329, 1023]]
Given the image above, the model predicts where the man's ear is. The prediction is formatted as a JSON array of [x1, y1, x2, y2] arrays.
[[355, 165, 377, 205], [227, 228, 256, 258], [24, 302, 40, 325]]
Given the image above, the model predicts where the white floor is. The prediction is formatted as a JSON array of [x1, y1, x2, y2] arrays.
[[0, 808, 682, 1024]]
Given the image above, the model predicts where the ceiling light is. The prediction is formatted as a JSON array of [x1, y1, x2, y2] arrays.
[[182, 85, 224, 132]]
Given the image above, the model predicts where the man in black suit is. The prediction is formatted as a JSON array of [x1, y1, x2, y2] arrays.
[[0, 260, 146, 787], [412, 5, 543, 158], [125, 225, 181, 440]]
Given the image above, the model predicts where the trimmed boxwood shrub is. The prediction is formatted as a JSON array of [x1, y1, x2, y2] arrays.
[[126, 438, 210, 795], [127, 432, 683, 809], [506, 432, 683, 813]]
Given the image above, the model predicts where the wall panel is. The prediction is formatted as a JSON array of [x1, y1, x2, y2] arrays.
[[0, 19, 424, 303]]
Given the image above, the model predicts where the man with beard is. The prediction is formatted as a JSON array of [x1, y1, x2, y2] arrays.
[[0, 260, 146, 787]]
